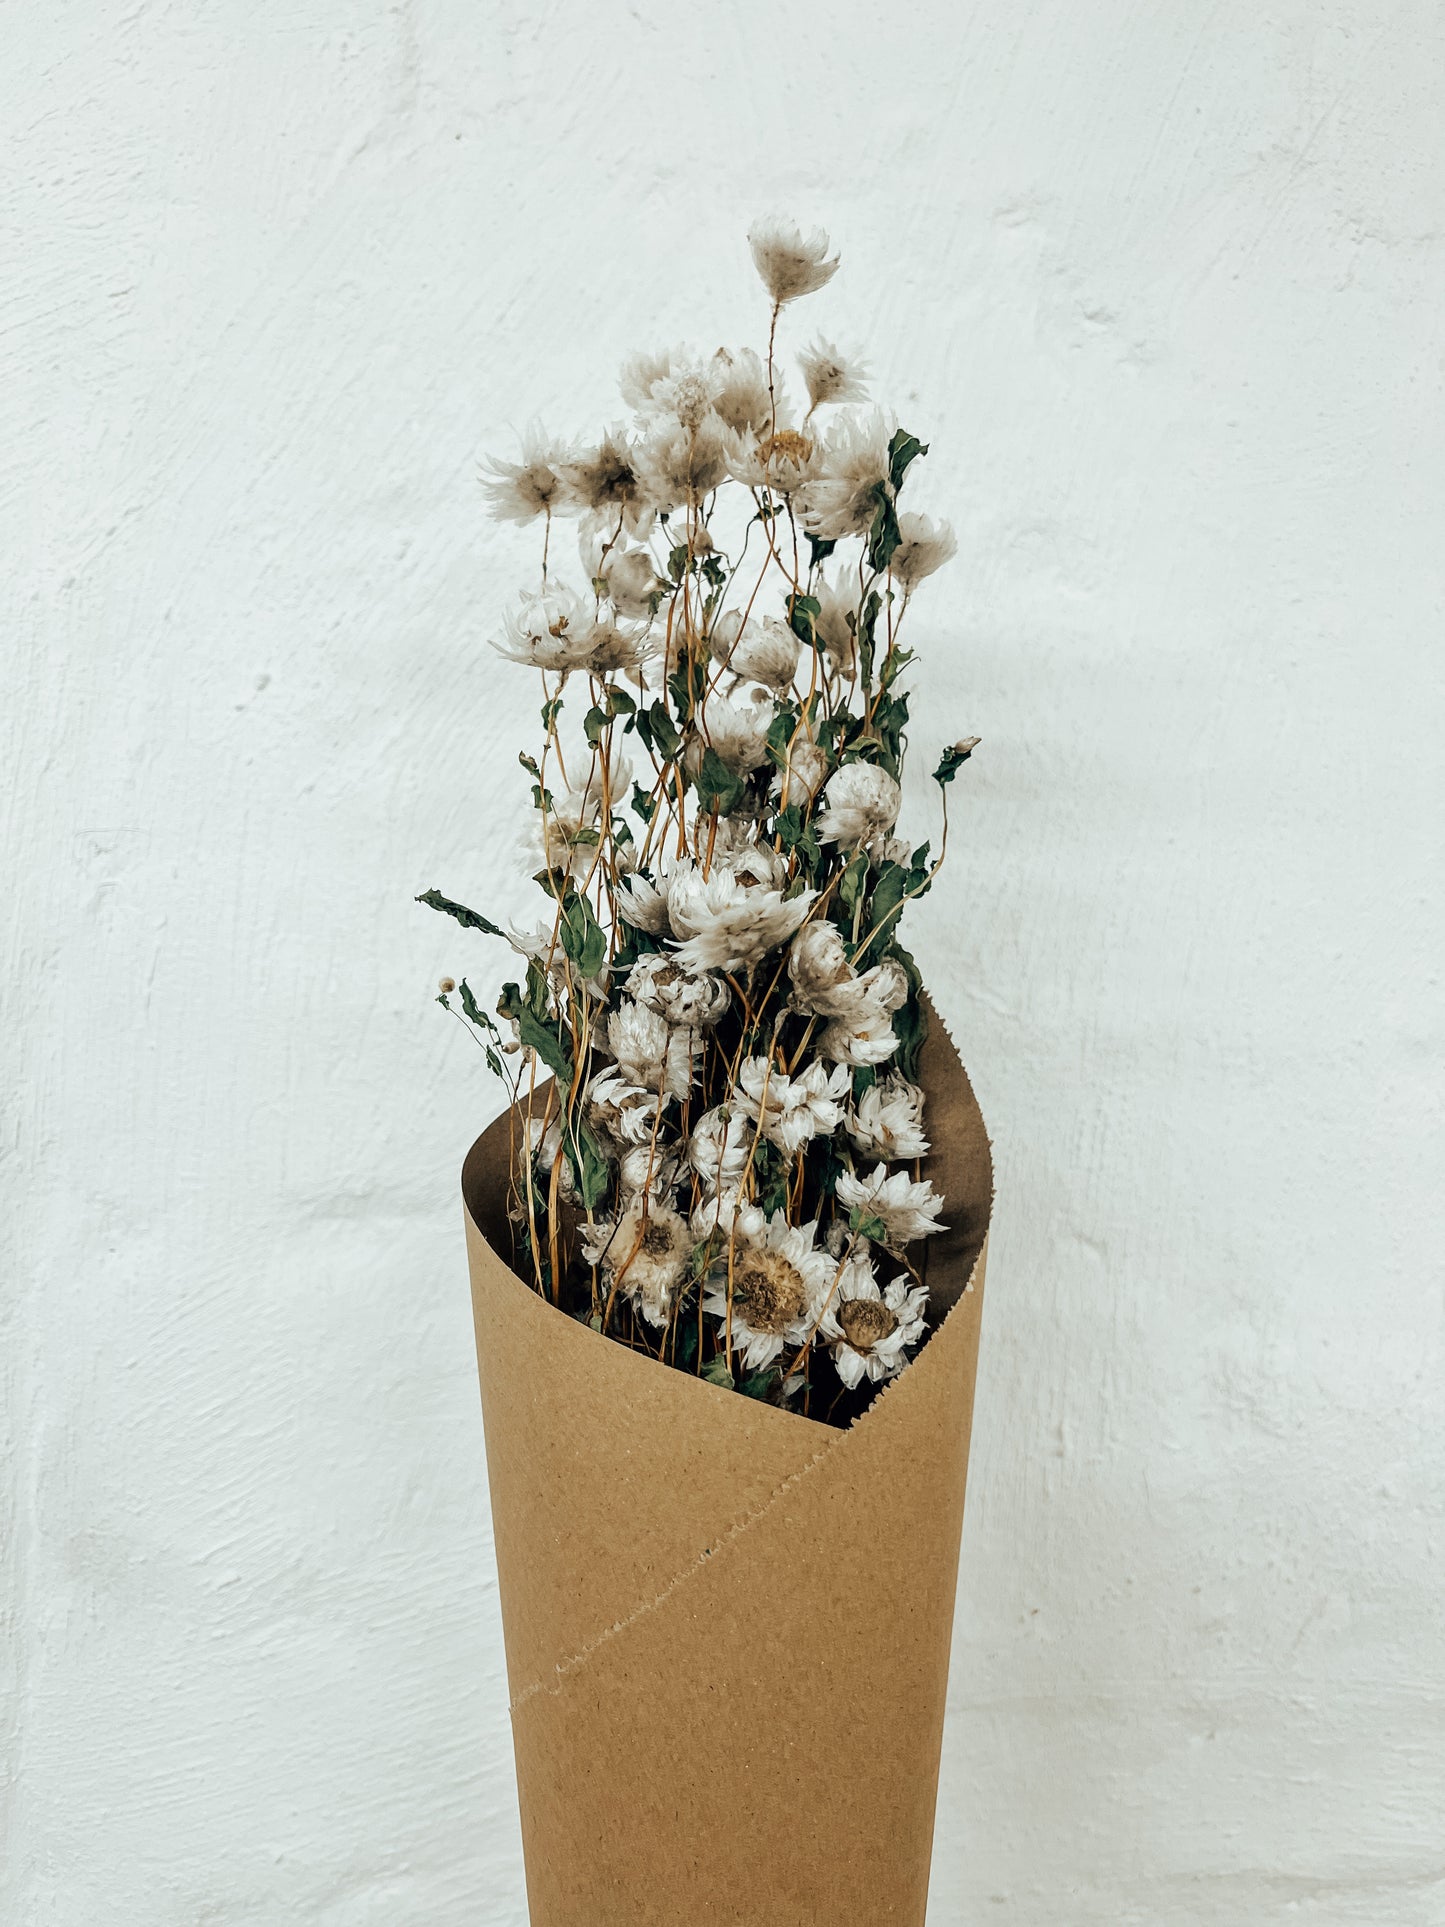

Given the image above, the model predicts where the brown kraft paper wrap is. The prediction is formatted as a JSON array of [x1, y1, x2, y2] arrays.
[[461, 998, 993, 1926]]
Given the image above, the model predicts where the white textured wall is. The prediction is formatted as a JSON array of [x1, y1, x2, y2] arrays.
[[5, 4, 1443, 1922]]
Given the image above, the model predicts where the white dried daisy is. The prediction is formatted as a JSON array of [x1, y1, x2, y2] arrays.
[[686, 689, 773, 775], [704, 1211, 837, 1370], [724, 618, 801, 694], [747, 220, 840, 306], [616, 875, 671, 934], [706, 609, 747, 666], [771, 737, 830, 808], [835, 1162, 946, 1246], [727, 837, 792, 889], [635, 417, 731, 510], [605, 997, 668, 1086], [617, 1139, 686, 1202], [892, 512, 957, 590], [606, 998, 699, 1100], [690, 1184, 753, 1244], [799, 337, 869, 412], [584, 618, 655, 680], [727, 426, 822, 496], [648, 365, 719, 430], [559, 428, 653, 537], [598, 546, 663, 621], [818, 1260, 928, 1388], [665, 858, 816, 972], [864, 955, 910, 1010], [677, 513, 716, 555], [583, 1194, 692, 1329], [797, 411, 894, 542], [688, 1104, 755, 1195], [492, 585, 596, 673], [585, 1067, 662, 1149], [810, 572, 858, 675], [619, 346, 689, 413], [849, 1072, 930, 1162], [818, 1002, 901, 1067], [816, 956, 909, 1063], [536, 805, 602, 885], [816, 760, 902, 850], [707, 346, 774, 434], [734, 1054, 851, 1160], [479, 425, 571, 524], [625, 952, 730, 1028], [787, 920, 856, 1016]]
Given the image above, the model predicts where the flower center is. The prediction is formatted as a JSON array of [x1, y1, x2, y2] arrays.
[[837, 1298, 898, 1352], [673, 374, 711, 425], [640, 1222, 677, 1258], [762, 429, 814, 466], [732, 1252, 808, 1334]]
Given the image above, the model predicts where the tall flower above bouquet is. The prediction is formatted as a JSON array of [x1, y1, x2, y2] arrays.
[[422, 220, 977, 1427]]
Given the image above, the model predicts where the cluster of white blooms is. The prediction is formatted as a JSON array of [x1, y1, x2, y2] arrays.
[[427, 220, 975, 1422]]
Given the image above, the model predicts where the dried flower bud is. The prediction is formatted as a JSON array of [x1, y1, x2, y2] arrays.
[[747, 220, 840, 306]]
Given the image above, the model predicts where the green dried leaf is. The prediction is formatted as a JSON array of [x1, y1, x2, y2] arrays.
[[523, 958, 550, 1020], [764, 706, 798, 770], [888, 942, 928, 1081], [887, 427, 928, 494], [498, 981, 574, 1087], [415, 888, 504, 938], [865, 485, 902, 574], [563, 1118, 612, 1210], [880, 643, 914, 691], [458, 979, 493, 1031], [649, 701, 682, 758], [868, 860, 909, 936], [701, 1356, 735, 1390], [559, 892, 607, 981], [934, 736, 981, 785], [852, 1211, 890, 1243], [786, 591, 821, 647], [696, 747, 745, 815], [674, 1317, 700, 1370], [838, 852, 870, 918], [776, 802, 822, 870], [856, 589, 881, 687]]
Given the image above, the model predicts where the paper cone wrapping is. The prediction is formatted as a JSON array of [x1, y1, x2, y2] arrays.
[[462, 1001, 992, 1926]]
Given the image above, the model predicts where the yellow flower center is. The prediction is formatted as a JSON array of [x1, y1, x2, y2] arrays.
[[837, 1298, 898, 1352], [762, 429, 814, 467], [732, 1252, 808, 1334], [641, 1222, 677, 1258]]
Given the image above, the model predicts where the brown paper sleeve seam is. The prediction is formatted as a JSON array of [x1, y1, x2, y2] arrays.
[[501, 1249, 988, 1711], [507, 1427, 848, 1712]]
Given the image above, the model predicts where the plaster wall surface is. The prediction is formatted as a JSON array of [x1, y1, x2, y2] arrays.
[[4, 4, 1443, 1922]]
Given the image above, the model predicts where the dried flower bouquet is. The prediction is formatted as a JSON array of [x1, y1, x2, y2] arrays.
[[422, 220, 976, 1429]]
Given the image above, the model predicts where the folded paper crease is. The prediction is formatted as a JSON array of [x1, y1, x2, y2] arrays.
[[507, 1426, 848, 1710]]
